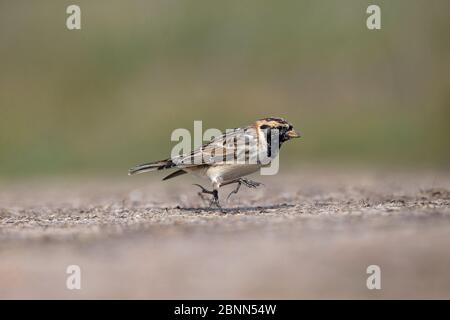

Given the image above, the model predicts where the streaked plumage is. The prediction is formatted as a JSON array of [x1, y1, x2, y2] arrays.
[[129, 117, 300, 207]]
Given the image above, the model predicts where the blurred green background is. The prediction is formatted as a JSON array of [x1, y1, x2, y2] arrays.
[[0, 0, 449, 178]]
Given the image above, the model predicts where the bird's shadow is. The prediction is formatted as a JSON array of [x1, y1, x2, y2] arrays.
[[172, 203, 295, 214]]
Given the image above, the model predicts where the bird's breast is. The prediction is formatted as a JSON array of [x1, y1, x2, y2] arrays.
[[206, 164, 261, 185]]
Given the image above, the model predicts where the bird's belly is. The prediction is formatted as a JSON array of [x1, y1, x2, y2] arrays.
[[206, 164, 261, 185]]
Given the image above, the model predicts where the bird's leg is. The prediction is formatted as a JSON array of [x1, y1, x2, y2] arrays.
[[226, 180, 242, 200], [210, 189, 220, 208], [193, 184, 221, 208], [224, 178, 263, 200], [193, 183, 213, 201], [240, 178, 263, 188]]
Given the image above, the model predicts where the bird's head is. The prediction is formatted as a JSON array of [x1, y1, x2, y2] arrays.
[[256, 117, 301, 143]]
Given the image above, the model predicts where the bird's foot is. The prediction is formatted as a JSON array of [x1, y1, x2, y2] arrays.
[[193, 184, 214, 194], [193, 184, 221, 209], [209, 191, 221, 209], [193, 183, 213, 201], [240, 178, 263, 188], [226, 178, 263, 201], [226, 181, 242, 200]]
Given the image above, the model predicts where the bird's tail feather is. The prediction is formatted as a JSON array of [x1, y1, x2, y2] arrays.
[[128, 159, 175, 175]]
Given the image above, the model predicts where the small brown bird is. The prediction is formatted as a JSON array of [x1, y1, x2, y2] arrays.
[[129, 117, 300, 207]]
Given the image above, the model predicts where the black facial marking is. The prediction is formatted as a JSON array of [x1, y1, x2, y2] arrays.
[[280, 125, 294, 143], [265, 129, 272, 157]]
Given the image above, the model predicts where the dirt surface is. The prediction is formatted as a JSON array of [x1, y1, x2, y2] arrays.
[[0, 168, 449, 299]]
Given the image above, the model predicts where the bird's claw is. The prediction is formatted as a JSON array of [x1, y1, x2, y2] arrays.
[[193, 184, 214, 194], [209, 197, 221, 208], [193, 184, 221, 208], [240, 178, 263, 188], [226, 181, 242, 201], [226, 178, 263, 201]]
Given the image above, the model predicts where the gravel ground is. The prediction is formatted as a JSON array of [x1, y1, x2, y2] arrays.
[[0, 168, 449, 299]]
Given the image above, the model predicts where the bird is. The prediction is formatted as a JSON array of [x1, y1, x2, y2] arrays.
[[128, 117, 300, 207]]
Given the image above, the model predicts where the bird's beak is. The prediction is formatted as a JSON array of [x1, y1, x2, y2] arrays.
[[287, 129, 301, 139]]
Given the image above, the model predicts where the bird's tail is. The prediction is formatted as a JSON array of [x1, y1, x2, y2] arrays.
[[128, 159, 175, 175]]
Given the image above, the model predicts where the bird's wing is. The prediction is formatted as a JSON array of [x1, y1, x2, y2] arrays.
[[171, 126, 265, 167]]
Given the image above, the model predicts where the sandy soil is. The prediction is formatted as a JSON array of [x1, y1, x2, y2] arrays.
[[0, 168, 449, 299]]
